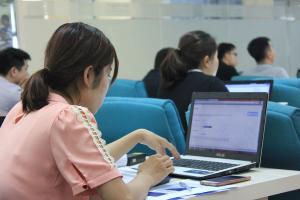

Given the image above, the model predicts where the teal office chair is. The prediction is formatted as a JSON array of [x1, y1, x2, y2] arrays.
[[231, 75, 273, 81], [106, 79, 148, 97], [261, 102, 300, 200], [94, 97, 186, 155], [185, 105, 191, 126], [275, 78, 300, 90], [231, 76, 300, 90], [271, 84, 300, 108]]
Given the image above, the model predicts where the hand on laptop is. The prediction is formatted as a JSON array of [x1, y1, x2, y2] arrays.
[[138, 154, 174, 187], [137, 129, 180, 159]]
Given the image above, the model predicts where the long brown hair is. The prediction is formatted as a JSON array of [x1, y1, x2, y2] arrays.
[[22, 22, 119, 113]]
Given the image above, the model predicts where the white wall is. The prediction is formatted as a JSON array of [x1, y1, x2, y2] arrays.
[[15, 1, 300, 79]]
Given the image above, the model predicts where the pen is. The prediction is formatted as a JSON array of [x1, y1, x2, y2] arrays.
[[179, 181, 192, 191]]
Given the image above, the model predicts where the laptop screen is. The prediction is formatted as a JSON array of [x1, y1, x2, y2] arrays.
[[225, 81, 272, 95], [226, 83, 270, 93], [188, 98, 264, 154]]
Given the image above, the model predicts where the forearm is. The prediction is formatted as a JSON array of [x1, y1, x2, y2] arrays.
[[93, 174, 153, 200], [106, 129, 143, 161], [127, 173, 153, 200], [93, 155, 173, 199]]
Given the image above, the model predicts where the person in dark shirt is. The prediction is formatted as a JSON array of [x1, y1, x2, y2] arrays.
[[216, 43, 239, 81], [158, 30, 228, 133], [143, 48, 171, 97]]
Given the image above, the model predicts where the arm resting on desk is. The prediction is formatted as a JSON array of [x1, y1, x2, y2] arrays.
[[93, 176, 151, 200], [106, 129, 180, 161], [92, 155, 174, 200]]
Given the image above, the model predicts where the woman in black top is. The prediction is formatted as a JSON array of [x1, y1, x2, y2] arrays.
[[216, 43, 239, 81], [143, 48, 171, 97], [158, 30, 228, 133]]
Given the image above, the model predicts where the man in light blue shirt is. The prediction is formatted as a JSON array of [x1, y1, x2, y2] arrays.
[[0, 48, 31, 116], [244, 37, 289, 78]]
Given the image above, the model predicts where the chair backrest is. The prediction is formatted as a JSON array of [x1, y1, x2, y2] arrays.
[[232, 76, 300, 90], [274, 78, 300, 90], [261, 102, 300, 200], [94, 97, 186, 155], [185, 104, 191, 126], [271, 84, 300, 108], [106, 79, 148, 97], [231, 75, 273, 81], [262, 102, 300, 169]]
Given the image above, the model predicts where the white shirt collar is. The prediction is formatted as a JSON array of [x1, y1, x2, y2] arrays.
[[187, 69, 202, 73]]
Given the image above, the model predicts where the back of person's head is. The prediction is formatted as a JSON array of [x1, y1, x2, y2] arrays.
[[218, 43, 235, 60], [247, 37, 271, 63], [0, 47, 31, 76], [22, 22, 119, 113], [1, 14, 9, 25], [160, 30, 217, 88], [154, 48, 172, 70], [218, 43, 237, 67]]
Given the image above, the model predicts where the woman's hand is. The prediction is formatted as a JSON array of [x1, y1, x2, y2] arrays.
[[95, 154, 175, 200], [136, 129, 180, 159], [137, 154, 174, 187]]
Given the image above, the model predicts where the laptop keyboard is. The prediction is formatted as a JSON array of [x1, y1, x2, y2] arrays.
[[173, 159, 239, 171]]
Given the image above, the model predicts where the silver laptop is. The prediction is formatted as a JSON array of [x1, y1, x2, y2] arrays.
[[171, 92, 268, 180], [225, 80, 273, 99]]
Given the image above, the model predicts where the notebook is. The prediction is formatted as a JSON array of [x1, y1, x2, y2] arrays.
[[171, 92, 268, 180], [225, 80, 273, 99]]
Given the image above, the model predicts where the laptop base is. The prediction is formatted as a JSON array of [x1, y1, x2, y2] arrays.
[[170, 162, 256, 180]]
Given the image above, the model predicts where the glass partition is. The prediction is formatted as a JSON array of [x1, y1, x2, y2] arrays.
[[0, 0, 17, 50], [14, 0, 300, 78]]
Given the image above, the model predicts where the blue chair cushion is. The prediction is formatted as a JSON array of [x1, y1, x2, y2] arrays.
[[271, 84, 300, 108], [263, 102, 300, 169], [275, 78, 300, 90], [107, 79, 147, 97], [267, 102, 300, 145], [95, 97, 186, 155], [231, 75, 273, 81], [262, 102, 300, 200]]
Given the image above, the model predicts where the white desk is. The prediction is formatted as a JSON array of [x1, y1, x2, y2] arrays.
[[188, 168, 300, 200]]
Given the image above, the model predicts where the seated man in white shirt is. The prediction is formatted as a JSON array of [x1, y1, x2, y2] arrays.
[[0, 47, 31, 116], [244, 37, 289, 78]]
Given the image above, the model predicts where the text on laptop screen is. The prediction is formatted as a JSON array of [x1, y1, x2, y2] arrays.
[[189, 99, 263, 153], [225, 83, 271, 93]]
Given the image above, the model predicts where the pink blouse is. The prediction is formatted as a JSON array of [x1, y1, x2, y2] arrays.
[[0, 93, 121, 200]]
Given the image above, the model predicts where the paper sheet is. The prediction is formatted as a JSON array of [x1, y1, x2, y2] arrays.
[[115, 154, 128, 167], [146, 179, 235, 200], [119, 166, 237, 200]]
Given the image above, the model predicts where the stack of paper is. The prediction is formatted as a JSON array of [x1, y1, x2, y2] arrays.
[[147, 179, 235, 200], [119, 166, 237, 200]]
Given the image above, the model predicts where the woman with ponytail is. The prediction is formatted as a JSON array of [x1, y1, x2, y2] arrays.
[[158, 30, 228, 133], [0, 22, 179, 200]]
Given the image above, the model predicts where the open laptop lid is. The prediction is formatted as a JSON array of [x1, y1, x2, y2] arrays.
[[225, 80, 273, 99], [185, 92, 268, 166]]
